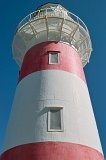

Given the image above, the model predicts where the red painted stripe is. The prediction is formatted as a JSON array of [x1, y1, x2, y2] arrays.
[[19, 41, 86, 82], [1, 142, 103, 160]]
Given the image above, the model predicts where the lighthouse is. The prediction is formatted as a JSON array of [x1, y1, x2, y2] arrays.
[[1, 3, 104, 160]]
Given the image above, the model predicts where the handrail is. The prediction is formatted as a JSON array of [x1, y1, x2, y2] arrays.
[[16, 8, 89, 34]]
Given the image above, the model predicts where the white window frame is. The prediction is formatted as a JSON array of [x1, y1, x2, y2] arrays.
[[49, 51, 60, 64], [47, 106, 64, 132]]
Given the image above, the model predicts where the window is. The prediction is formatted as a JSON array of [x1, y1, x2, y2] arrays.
[[49, 52, 60, 64], [48, 107, 64, 132]]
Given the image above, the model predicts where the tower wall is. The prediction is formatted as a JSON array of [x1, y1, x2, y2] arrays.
[[1, 41, 104, 160]]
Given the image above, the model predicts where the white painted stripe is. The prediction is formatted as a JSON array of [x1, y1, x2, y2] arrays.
[[4, 70, 103, 153]]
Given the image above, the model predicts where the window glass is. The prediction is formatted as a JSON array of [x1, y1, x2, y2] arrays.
[[49, 52, 59, 64], [48, 107, 63, 132], [50, 109, 61, 130]]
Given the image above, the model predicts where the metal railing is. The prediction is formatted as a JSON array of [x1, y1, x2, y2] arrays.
[[17, 8, 89, 34]]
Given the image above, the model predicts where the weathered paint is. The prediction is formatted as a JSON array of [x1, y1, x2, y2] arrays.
[[1, 142, 104, 160], [4, 70, 102, 153], [19, 41, 86, 82]]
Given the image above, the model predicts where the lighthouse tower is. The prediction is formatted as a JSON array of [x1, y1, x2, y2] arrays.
[[1, 3, 104, 160]]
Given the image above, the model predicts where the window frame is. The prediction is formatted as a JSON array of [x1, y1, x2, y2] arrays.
[[47, 106, 64, 132], [48, 51, 60, 64]]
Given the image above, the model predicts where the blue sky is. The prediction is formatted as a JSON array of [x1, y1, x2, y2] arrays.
[[0, 0, 106, 157]]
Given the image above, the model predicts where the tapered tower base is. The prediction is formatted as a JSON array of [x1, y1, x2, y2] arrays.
[[1, 142, 103, 160]]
